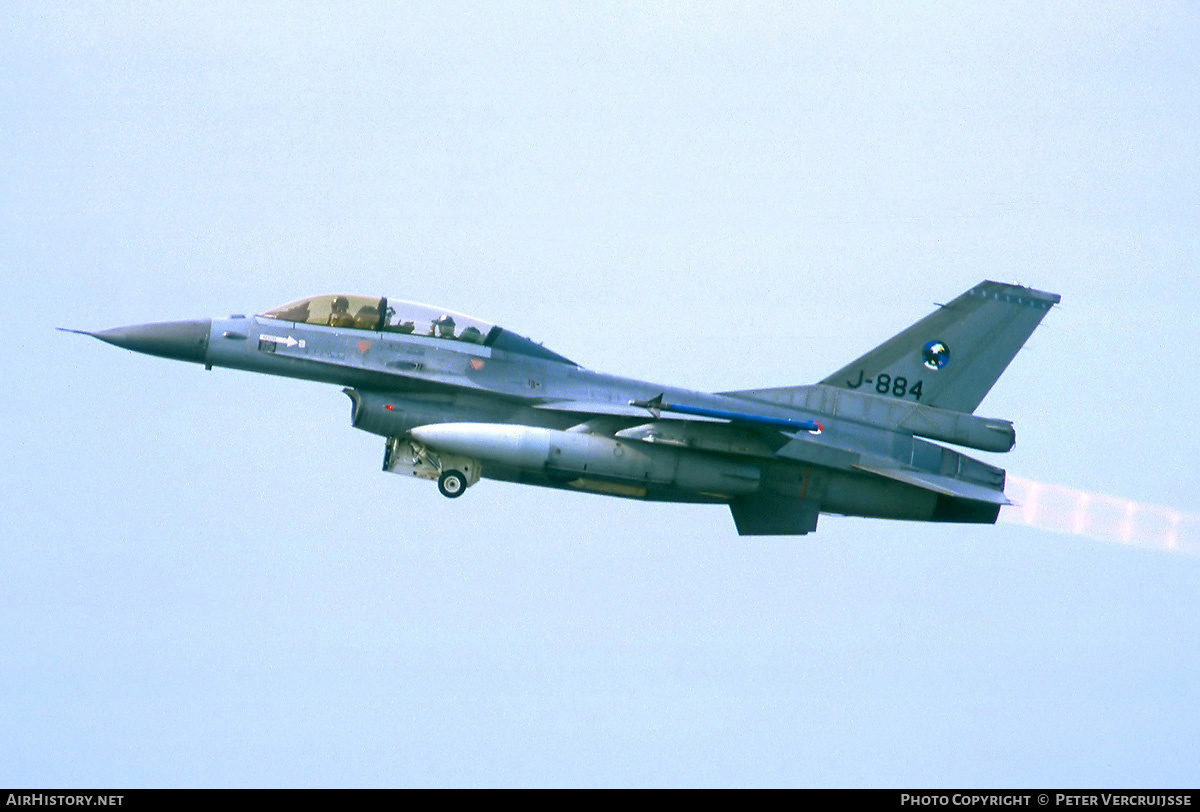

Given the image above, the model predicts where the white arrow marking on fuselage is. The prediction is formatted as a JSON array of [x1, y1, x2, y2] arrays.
[[258, 333, 303, 348]]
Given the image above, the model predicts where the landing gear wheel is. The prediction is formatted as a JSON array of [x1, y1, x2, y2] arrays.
[[438, 470, 468, 498]]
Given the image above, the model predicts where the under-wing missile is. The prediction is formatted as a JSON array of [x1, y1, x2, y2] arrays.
[[409, 422, 761, 496], [629, 393, 823, 433]]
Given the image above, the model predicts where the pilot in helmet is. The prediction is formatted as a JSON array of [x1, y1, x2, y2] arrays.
[[431, 314, 456, 338], [329, 296, 355, 327]]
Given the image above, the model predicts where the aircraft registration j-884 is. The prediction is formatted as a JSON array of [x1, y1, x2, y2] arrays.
[[64, 281, 1059, 535]]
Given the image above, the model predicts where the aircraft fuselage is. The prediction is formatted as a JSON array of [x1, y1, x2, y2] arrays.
[[71, 282, 1059, 535]]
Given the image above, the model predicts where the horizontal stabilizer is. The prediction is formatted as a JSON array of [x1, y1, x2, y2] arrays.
[[853, 463, 1011, 505]]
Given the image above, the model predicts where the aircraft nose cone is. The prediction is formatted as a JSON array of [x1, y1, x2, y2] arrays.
[[91, 319, 212, 363]]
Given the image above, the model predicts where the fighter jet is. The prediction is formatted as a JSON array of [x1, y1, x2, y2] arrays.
[[64, 281, 1059, 535]]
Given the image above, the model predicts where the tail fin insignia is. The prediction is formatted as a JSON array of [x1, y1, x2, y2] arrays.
[[819, 281, 1060, 413]]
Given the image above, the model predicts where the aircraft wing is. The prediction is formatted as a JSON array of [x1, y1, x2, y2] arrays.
[[536, 399, 1009, 506], [537, 393, 823, 431], [531, 400, 722, 421]]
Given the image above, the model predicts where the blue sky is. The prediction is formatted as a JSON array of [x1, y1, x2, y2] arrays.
[[3, 1, 1198, 787]]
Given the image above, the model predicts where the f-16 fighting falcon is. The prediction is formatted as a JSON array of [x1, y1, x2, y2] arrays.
[[63, 281, 1059, 535]]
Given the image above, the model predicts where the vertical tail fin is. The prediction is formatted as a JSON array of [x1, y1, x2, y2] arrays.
[[819, 281, 1060, 413]]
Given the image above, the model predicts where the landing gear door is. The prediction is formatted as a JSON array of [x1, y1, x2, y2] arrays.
[[382, 437, 481, 487]]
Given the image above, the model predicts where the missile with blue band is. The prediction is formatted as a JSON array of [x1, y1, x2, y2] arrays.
[[629, 393, 823, 434]]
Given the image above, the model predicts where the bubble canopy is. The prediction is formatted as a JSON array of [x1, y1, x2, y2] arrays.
[[258, 294, 575, 364]]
